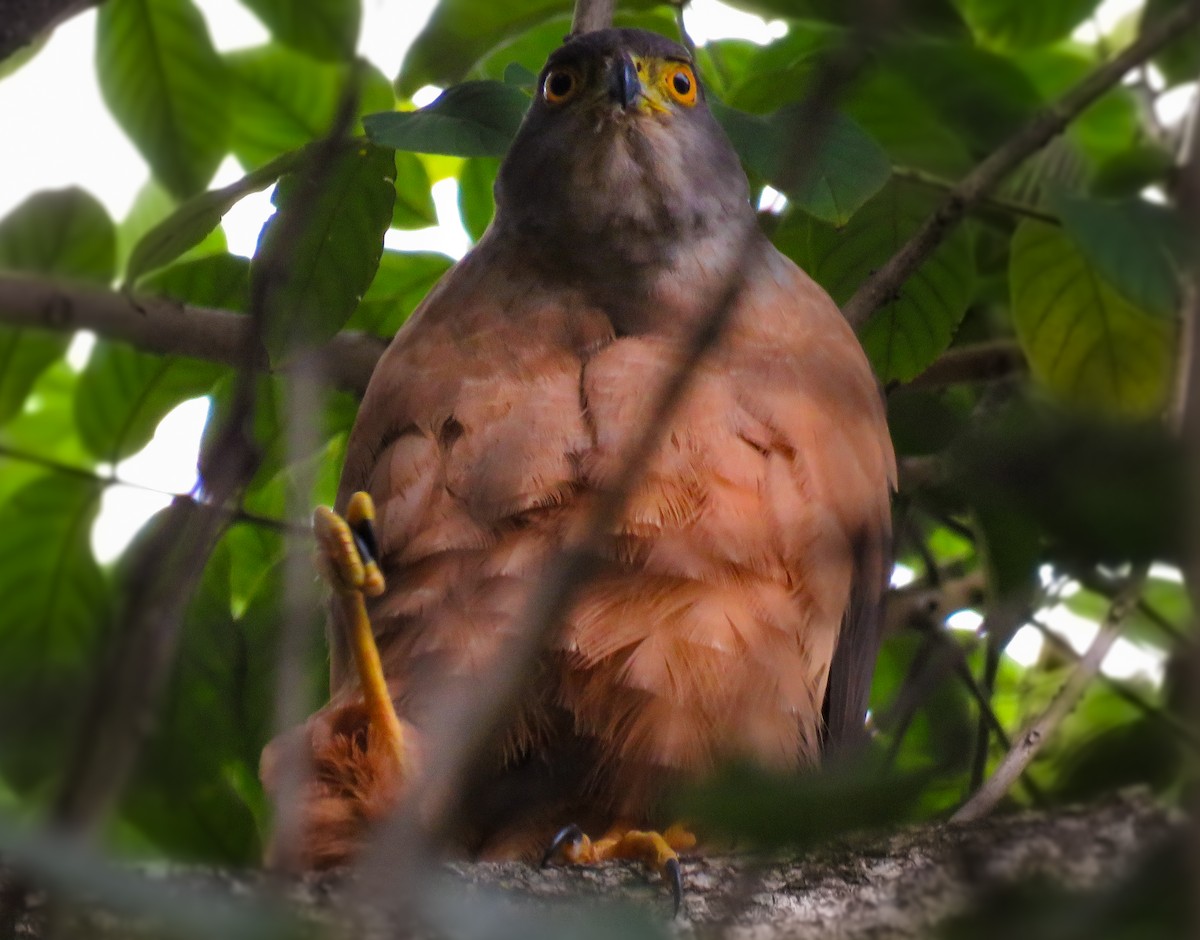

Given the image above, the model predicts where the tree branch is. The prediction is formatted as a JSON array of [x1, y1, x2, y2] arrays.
[[906, 340, 1026, 389], [842, 0, 1200, 330], [571, 0, 614, 35], [0, 0, 101, 63], [951, 565, 1148, 824], [0, 274, 385, 394]]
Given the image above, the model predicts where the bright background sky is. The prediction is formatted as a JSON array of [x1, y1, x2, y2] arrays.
[[0, 0, 1191, 683]]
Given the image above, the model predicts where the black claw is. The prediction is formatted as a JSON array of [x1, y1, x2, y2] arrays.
[[351, 518, 380, 567], [541, 823, 584, 868], [666, 856, 683, 917]]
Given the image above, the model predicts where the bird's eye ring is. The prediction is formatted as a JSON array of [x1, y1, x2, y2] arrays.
[[543, 67, 579, 104], [664, 64, 697, 106]]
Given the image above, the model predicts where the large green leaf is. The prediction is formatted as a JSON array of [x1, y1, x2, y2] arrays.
[[1014, 49, 1140, 169], [0, 475, 109, 791], [96, 0, 229, 198], [882, 39, 1042, 156], [117, 178, 229, 276], [365, 81, 530, 158], [715, 103, 891, 226], [0, 188, 115, 425], [844, 70, 973, 178], [396, 0, 570, 95], [255, 143, 396, 363], [457, 157, 500, 242], [954, 0, 1101, 48], [723, 20, 845, 114], [346, 250, 454, 336], [238, 0, 361, 62], [720, 0, 968, 36], [77, 255, 246, 461], [1009, 220, 1175, 416], [75, 346, 220, 463], [225, 44, 394, 171], [783, 182, 975, 383], [392, 152, 438, 229], [1141, 0, 1200, 85], [125, 151, 301, 284], [1049, 193, 1189, 318]]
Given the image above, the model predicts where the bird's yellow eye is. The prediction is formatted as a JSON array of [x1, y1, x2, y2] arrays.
[[543, 67, 580, 105], [664, 64, 697, 107]]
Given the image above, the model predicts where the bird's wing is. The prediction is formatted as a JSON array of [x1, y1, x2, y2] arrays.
[[559, 249, 894, 793], [332, 247, 614, 707]]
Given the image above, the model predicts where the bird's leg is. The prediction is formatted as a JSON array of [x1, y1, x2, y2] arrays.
[[313, 491, 406, 775], [542, 821, 697, 915]]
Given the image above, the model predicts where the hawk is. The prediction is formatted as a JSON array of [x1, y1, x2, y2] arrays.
[[261, 26, 895, 891]]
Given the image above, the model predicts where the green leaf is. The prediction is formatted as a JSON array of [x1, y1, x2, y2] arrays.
[[0, 188, 116, 281], [1009, 220, 1175, 416], [392, 152, 438, 229], [1049, 193, 1189, 318], [125, 151, 300, 284], [239, 0, 361, 62], [117, 178, 229, 276], [845, 69, 974, 177], [96, 0, 229, 198], [883, 39, 1042, 156], [346, 250, 453, 336], [1141, 0, 1200, 86], [78, 254, 245, 461], [1014, 49, 1140, 168], [954, 0, 1101, 49], [365, 81, 530, 158], [783, 182, 975, 383], [457, 157, 500, 242], [75, 346, 220, 462], [0, 188, 115, 425], [0, 475, 108, 791], [723, 21, 844, 114], [396, 0, 571, 95], [255, 142, 396, 363], [225, 44, 394, 170]]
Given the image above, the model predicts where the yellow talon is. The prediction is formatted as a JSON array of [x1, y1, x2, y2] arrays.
[[312, 492, 405, 774], [542, 821, 695, 915]]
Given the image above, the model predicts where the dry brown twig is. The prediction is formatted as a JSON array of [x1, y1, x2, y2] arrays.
[[951, 564, 1149, 824]]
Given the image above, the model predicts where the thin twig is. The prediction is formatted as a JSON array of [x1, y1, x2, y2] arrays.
[[952, 565, 1149, 823], [893, 167, 1060, 226], [842, 0, 1200, 330], [1028, 616, 1200, 751], [0, 444, 301, 534], [906, 340, 1025, 389], [0, 274, 386, 395]]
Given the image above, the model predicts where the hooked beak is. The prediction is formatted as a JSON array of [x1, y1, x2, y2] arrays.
[[606, 54, 642, 111]]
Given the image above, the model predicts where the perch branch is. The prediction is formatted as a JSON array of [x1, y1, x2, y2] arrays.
[[951, 565, 1148, 823], [0, 274, 385, 395], [842, 0, 1200, 330]]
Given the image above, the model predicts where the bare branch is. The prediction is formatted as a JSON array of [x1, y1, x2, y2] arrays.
[[0, 0, 101, 63], [570, 0, 614, 35], [842, 0, 1200, 330], [906, 340, 1026, 389], [951, 565, 1148, 824], [0, 274, 385, 394]]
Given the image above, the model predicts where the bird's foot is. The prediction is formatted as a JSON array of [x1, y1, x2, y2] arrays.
[[312, 492, 406, 774], [541, 822, 697, 916]]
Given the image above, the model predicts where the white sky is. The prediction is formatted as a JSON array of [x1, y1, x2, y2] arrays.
[[0, 0, 1191, 685]]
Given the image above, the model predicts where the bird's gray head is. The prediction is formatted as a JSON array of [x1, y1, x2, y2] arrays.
[[493, 28, 755, 276]]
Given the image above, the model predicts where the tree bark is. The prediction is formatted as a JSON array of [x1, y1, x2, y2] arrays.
[[1, 791, 1180, 938]]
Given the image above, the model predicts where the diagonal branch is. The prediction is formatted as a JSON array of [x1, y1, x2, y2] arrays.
[[842, 0, 1200, 330], [951, 565, 1148, 824]]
